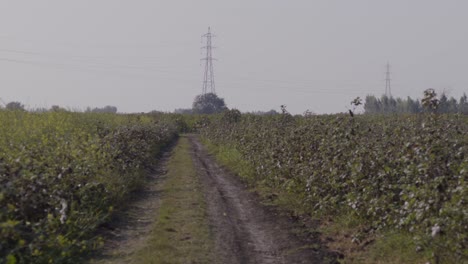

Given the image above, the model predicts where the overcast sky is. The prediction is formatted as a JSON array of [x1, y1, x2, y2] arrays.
[[0, 1, 467, 114]]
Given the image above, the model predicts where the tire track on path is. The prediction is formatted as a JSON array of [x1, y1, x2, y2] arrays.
[[190, 135, 330, 264]]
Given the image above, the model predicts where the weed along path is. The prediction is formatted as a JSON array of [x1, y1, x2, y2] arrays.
[[91, 135, 330, 264], [90, 146, 172, 264], [91, 136, 215, 264]]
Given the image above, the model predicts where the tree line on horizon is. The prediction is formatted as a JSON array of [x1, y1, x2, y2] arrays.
[[3, 91, 467, 115], [0, 101, 118, 113], [364, 93, 468, 114]]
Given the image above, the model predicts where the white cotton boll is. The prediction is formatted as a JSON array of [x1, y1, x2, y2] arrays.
[[431, 224, 441, 238], [59, 199, 68, 224]]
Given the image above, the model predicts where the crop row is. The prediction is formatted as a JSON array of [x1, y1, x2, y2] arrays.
[[0, 111, 177, 263], [202, 111, 467, 262]]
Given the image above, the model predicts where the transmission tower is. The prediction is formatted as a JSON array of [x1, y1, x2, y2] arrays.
[[385, 62, 392, 97], [201, 27, 216, 95]]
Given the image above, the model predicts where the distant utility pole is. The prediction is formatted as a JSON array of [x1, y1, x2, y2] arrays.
[[385, 62, 392, 97], [201, 27, 216, 95]]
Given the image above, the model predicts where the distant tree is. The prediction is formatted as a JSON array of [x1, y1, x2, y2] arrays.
[[174, 108, 193, 114], [50, 105, 68, 112], [406, 97, 421, 113], [265, 109, 280, 115], [148, 110, 165, 114], [388, 96, 397, 113], [86, 105, 118, 113], [378, 95, 397, 113], [395, 97, 405, 113], [6, 101, 25, 111], [364, 90, 468, 115], [101, 105, 117, 113], [31, 107, 49, 113], [365, 94, 424, 114], [192, 93, 227, 114], [364, 95, 381, 114], [459, 93, 468, 114], [438, 93, 449, 113], [251, 109, 280, 116], [447, 97, 458, 113]]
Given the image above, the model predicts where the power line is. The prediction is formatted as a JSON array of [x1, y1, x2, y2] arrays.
[[0, 48, 192, 71], [201, 27, 216, 95]]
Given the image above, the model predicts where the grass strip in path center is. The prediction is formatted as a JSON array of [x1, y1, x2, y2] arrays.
[[131, 136, 215, 264]]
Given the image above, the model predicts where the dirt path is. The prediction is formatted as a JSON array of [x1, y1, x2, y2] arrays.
[[89, 149, 172, 264], [189, 135, 334, 264], [90, 136, 335, 263]]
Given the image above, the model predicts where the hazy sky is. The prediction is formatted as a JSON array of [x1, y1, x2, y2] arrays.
[[1, 1, 467, 114]]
